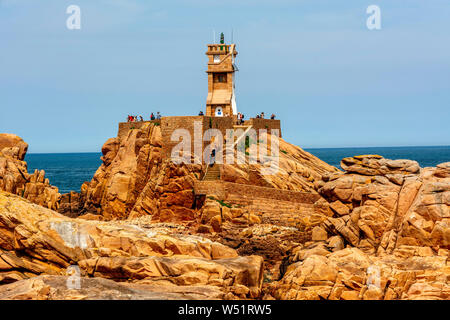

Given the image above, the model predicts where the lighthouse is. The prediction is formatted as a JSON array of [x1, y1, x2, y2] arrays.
[[205, 33, 238, 117]]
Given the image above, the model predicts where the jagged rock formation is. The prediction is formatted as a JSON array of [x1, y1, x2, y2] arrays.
[[62, 123, 340, 282], [76, 123, 338, 222], [77, 123, 203, 220], [316, 155, 449, 254], [1, 129, 448, 300], [0, 191, 263, 299], [265, 155, 450, 300], [220, 134, 339, 192], [0, 275, 228, 300], [268, 245, 449, 300], [0, 134, 60, 210]]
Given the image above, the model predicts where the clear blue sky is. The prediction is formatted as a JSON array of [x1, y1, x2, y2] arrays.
[[1, 0, 449, 153]]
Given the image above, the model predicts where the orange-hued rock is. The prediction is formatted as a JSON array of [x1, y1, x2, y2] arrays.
[[79, 124, 338, 223], [269, 245, 449, 300], [79, 123, 202, 221], [0, 133, 28, 161], [0, 133, 60, 210], [0, 275, 228, 300], [220, 132, 339, 192], [264, 156, 450, 301], [3, 128, 449, 301], [0, 191, 263, 298], [316, 156, 450, 254]]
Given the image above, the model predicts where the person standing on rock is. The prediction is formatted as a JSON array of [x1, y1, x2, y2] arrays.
[[150, 113, 155, 121], [156, 112, 161, 120], [210, 148, 216, 167]]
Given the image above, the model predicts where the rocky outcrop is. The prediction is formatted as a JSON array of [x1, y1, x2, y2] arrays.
[[0, 275, 231, 300], [0, 134, 28, 161], [265, 155, 450, 300], [0, 191, 263, 299], [0, 134, 60, 210], [220, 134, 339, 192], [78, 123, 203, 220], [268, 244, 449, 300], [2, 127, 448, 300], [314, 155, 449, 254], [78, 124, 338, 222]]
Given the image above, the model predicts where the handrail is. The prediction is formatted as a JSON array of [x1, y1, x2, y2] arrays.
[[201, 165, 210, 181]]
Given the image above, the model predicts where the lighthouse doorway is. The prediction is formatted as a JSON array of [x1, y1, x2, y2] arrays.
[[215, 107, 223, 117]]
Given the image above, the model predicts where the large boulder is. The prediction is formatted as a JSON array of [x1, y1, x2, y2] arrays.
[[316, 155, 450, 254], [0, 134, 60, 210], [0, 192, 264, 299], [269, 244, 449, 300], [80, 123, 202, 221], [0, 134, 28, 161], [0, 275, 226, 300]]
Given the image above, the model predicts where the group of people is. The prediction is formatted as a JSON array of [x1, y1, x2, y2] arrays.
[[150, 112, 161, 120], [237, 112, 245, 125], [255, 112, 276, 120], [127, 115, 143, 122], [126, 112, 161, 122], [196, 110, 276, 122]]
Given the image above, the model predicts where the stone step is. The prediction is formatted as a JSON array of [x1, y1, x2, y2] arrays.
[[202, 164, 221, 181], [204, 171, 220, 176], [205, 171, 219, 174], [204, 174, 219, 178]]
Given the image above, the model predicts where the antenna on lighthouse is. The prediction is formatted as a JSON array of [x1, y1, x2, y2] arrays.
[[231, 28, 233, 43], [213, 29, 216, 44]]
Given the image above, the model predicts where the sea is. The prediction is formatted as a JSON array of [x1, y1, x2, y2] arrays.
[[25, 146, 450, 194]]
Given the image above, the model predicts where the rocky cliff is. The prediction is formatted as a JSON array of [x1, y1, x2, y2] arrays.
[[0, 129, 448, 300], [0, 134, 60, 210], [267, 155, 449, 300], [75, 123, 338, 221], [0, 192, 263, 299]]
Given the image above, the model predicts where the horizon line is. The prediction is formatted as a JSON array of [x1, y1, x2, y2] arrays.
[[26, 144, 450, 155]]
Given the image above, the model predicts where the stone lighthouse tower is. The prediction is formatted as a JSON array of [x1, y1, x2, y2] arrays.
[[205, 34, 238, 117]]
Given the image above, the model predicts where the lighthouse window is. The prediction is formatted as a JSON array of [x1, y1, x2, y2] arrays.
[[214, 73, 227, 83], [213, 55, 220, 63]]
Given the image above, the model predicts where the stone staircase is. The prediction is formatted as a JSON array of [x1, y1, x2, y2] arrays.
[[202, 164, 221, 181]]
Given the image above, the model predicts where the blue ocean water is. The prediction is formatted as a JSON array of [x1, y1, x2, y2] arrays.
[[26, 153, 102, 194], [305, 146, 450, 169], [25, 146, 450, 194]]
